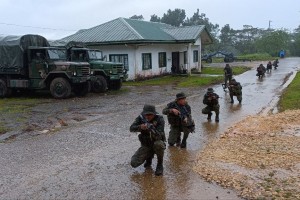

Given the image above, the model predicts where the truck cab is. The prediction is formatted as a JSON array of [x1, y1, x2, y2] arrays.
[[68, 47, 127, 92], [0, 35, 91, 99]]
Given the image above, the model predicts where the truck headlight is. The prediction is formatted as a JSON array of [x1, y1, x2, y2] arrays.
[[73, 71, 77, 76]]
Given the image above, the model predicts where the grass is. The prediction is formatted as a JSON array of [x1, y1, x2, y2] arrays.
[[236, 53, 275, 61], [124, 66, 250, 88], [201, 66, 251, 75], [0, 97, 40, 113], [124, 75, 224, 87], [278, 71, 300, 111], [0, 122, 9, 135]]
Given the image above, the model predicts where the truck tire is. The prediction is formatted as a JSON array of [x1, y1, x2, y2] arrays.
[[206, 57, 212, 63], [91, 75, 107, 93], [0, 79, 11, 98], [50, 77, 72, 99], [109, 80, 122, 90], [73, 82, 90, 97]]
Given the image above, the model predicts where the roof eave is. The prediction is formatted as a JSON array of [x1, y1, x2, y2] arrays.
[[86, 39, 196, 46]]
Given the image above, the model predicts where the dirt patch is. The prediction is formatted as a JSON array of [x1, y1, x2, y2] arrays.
[[194, 110, 300, 199]]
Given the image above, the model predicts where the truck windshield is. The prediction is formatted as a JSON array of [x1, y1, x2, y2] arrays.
[[48, 49, 67, 60], [88, 50, 102, 60]]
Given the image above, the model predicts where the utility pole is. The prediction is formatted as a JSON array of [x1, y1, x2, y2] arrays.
[[268, 20, 272, 29]]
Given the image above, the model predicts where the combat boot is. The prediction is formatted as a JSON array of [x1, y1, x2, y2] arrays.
[[180, 133, 188, 148], [180, 140, 186, 148], [230, 95, 234, 103], [155, 154, 164, 176], [207, 113, 212, 121], [215, 114, 219, 122], [176, 136, 181, 147], [144, 157, 152, 168]]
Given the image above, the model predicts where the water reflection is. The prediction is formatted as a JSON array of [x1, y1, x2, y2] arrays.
[[167, 147, 193, 197], [130, 170, 166, 200]]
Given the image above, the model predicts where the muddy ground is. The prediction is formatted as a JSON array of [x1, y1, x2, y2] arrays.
[[194, 110, 300, 199], [0, 58, 299, 199]]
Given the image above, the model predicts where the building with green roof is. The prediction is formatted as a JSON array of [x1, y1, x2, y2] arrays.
[[60, 17, 213, 80]]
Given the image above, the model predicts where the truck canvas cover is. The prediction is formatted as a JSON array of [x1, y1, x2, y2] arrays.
[[0, 34, 49, 70]]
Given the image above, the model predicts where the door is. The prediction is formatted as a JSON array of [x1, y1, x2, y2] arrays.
[[172, 52, 180, 74]]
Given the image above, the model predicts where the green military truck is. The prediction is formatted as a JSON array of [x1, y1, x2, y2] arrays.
[[65, 42, 126, 92], [0, 34, 91, 99]]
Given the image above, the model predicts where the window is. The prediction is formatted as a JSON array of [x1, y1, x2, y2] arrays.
[[193, 50, 199, 62], [109, 54, 129, 70], [142, 53, 152, 70], [158, 52, 167, 68], [184, 51, 187, 64]]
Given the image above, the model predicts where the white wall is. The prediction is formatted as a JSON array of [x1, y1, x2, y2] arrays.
[[91, 41, 202, 80]]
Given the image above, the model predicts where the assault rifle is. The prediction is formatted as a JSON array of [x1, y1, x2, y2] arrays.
[[139, 115, 161, 141], [173, 104, 195, 133]]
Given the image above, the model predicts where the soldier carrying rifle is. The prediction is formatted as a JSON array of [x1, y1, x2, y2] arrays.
[[130, 104, 166, 176], [228, 78, 242, 104], [202, 88, 220, 122], [163, 92, 195, 148]]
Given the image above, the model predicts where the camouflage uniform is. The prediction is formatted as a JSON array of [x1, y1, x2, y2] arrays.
[[256, 64, 266, 77], [228, 79, 242, 103], [202, 88, 220, 122], [130, 105, 166, 176], [224, 64, 233, 88], [162, 93, 195, 148]]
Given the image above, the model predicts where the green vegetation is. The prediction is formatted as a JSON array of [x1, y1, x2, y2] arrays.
[[237, 53, 274, 61], [0, 122, 9, 135], [124, 75, 224, 88], [0, 98, 40, 113], [124, 66, 250, 87], [201, 66, 251, 75], [278, 72, 300, 111]]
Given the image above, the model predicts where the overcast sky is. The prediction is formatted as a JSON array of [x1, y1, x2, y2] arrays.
[[0, 0, 299, 40]]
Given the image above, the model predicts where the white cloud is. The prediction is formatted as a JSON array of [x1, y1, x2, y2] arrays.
[[0, 0, 299, 39]]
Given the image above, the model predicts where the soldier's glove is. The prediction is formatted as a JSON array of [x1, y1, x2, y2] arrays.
[[171, 109, 180, 116], [140, 124, 148, 130], [182, 117, 188, 126]]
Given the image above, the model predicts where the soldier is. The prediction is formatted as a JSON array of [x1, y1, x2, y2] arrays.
[[130, 104, 166, 176], [267, 61, 272, 73], [202, 88, 220, 122], [224, 63, 233, 88], [273, 59, 279, 69], [163, 92, 195, 148], [228, 78, 242, 104], [256, 64, 266, 78]]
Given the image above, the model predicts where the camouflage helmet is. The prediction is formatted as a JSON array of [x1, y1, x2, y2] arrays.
[[176, 92, 186, 100], [141, 104, 157, 115], [207, 88, 214, 93]]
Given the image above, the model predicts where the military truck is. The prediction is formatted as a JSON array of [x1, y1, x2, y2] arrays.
[[0, 34, 91, 99], [65, 42, 126, 92]]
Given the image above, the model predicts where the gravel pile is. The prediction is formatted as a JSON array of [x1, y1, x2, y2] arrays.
[[194, 109, 300, 199]]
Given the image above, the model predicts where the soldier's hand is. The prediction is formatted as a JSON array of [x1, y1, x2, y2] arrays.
[[171, 109, 180, 116], [207, 97, 212, 101], [140, 124, 148, 130]]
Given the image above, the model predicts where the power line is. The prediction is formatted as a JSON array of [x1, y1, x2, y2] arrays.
[[0, 22, 76, 32]]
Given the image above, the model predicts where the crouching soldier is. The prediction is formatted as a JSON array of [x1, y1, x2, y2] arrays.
[[163, 92, 195, 148], [130, 104, 166, 176], [228, 79, 242, 104], [202, 88, 220, 122]]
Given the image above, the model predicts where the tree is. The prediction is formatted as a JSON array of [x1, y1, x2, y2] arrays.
[[150, 14, 161, 23], [160, 9, 186, 27], [219, 24, 234, 45], [129, 15, 144, 20], [183, 9, 219, 38], [255, 30, 290, 56]]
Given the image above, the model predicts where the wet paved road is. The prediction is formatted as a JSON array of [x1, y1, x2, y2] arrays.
[[0, 58, 299, 199]]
